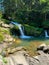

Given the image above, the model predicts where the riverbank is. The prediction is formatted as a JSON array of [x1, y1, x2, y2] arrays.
[[0, 20, 49, 65], [0, 20, 49, 56]]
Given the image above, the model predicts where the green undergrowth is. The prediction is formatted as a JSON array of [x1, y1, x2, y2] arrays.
[[0, 26, 10, 43], [0, 32, 4, 43]]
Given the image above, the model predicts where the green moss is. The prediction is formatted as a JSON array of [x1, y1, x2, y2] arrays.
[[0, 27, 10, 34], [0, 27, 10, 42], [14, 25, 19, 30], [3, 29, 10, 34], [0, 32, 4, 42], [24, 24, 43, 36], [2, 57, 7, 63], [0, 11, 2, 19]]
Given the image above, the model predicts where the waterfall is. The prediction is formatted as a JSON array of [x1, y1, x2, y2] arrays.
[[18, 25, 24, 36], [11, 22, 32, 39], [18, 25, 32, 39], [45, 30, 49, 37]]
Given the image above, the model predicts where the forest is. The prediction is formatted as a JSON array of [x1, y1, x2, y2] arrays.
[[0, 0, 49, 37]]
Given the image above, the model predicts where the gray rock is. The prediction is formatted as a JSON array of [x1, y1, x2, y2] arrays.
[[37, 43, 46, 51], [43, 45, 49, 53], [1, 50, 8, 57], [26, 56, 40, 65], [4, 37, 13, 42], [37, 50, 45, 55], [1, 23, 10, 28], [36, 54, 49, 65], [0, 45, 49, 65]]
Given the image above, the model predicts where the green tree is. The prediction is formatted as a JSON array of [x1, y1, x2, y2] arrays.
[[3, 0, 16, 18], [3, 0, 49, 28]]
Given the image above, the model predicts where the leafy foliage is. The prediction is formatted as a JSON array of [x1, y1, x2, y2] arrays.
[[0, 32, 4, 43], [24, 24, 43, 36], [2, 0, 49, 36]]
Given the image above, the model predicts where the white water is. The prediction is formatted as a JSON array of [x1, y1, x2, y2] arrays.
[[18, 24, 24, 36], [11, 22, 32, 39], [18, 25, 31, 39], [45, 30, 49, 38]]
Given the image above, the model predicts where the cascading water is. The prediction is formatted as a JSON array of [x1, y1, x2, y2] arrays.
[[18, 25, 24, 36], [44, 30, 49, 37], [11, 22, 32, 39]]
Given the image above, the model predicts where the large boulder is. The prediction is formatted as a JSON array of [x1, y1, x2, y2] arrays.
[[37, 43, 46, 50], [4, 34, 13, 42], [0, 45, 49, 65], [43, 45, 49, 53]]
